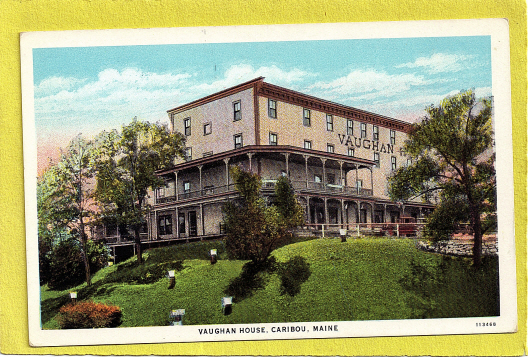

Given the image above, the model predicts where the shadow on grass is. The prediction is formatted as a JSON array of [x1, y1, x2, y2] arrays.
[[224, 256, 312, 302], [400, 255, 499, 319], [224, 259, 277, 303], [277, 256, 311, 297]]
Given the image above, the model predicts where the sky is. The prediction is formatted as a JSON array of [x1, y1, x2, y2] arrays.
[[33, 36, 492, 173]]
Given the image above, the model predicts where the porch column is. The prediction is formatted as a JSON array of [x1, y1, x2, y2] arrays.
[[339, 161, 344, 192], [303, 155, 309, 188], [324, 197, 329, 227], [198, 165, 203, 196], [370, 203, 374, 224], [153, 210, 158, 240], [357, 201, 361, 223], [321, 158, 327, 190], [341, 199, 345, 228], [419, 207, 423, 218], [355, 165, 359, 194], [224, 158, 230, 187], [174, 171, 179, 201], [282, 153, 290, 177], [370, 167, 374, 196], [383, 204, 387, 223], [175, 207, 179, 238], [247, 153, 254, 172], [200, 203, 205, 238], [306, 196, 311, 225]]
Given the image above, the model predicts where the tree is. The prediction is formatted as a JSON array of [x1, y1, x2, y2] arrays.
[[389, 90, 496, 267], [37, 135, 97, 285], [94, 119, 185, 264], [223, 167, 304, 265]]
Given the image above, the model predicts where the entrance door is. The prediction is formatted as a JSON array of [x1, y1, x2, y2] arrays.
[[189, 211, 197, 237], [178, 212, 186, 237]]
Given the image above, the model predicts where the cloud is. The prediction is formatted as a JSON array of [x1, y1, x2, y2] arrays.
[[191, 64, 313, 95], [396, 53, 474, 74], [35, 76, 86, 97], [309, 69, 430, 101]]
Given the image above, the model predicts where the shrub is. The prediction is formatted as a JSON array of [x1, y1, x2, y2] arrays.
[[48, 238, 85, 290], [57, 300, 122, 329], [102, 260, 184, 285], [86, 240, 111, 274]]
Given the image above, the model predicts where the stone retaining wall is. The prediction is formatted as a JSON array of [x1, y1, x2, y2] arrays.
[[417, 240, 498, 257]]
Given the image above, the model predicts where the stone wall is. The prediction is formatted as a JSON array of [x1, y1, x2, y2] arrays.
[[417, 240, 498, 257]]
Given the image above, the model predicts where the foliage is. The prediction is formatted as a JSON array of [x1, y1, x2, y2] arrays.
[[86, 240, 112, 274], [57, 301, 122, 329], [277, 256, 311, 296], [37, 135, 98, 285], [48, 238, 86, 290], [422, 196, 470, 242], [389, 90, 496, 267], [102, 258, 184, 285], [47, 237, 112, 290], [400, 255, 499, 319], [94, 120, 185, 264], [223, 167, 304, 264]]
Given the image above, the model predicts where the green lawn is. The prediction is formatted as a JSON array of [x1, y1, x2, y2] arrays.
[[40, 237, 499, 328]]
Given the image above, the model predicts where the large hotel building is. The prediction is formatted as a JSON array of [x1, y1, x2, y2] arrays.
[[132, 77, 434, 244]]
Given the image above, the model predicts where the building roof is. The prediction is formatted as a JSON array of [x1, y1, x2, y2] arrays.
[[167, 77, 413, 132]]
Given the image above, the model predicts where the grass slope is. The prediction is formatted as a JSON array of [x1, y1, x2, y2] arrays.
[[41, 237, 499, 328]]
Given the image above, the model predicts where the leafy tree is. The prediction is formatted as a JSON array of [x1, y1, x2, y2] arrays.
[[389, 90, 496, 267], [94, 119, 185, 264], [37, 135, 97, 285], [223, 167, 304, 264]]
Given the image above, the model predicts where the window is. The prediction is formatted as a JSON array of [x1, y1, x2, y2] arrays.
[[156, 186, 165, 198], [202, 151, 213, 157], [184, 147, 192, 161], [356, 180, 363, 191], [347, 119, 354, 135], [281, 170, 288, 177], [327, 144, 334, 153], [234, 134, 243, 149], [373, 125, 379, 141], [303, 108, 311, 127], [184, 118, 191, 136], [203, 122, 212, 135], [269, 132, 278, 146], [326, 114, 333, 131], [348, 147, 355, 157], [314, 174, 322, 183], [327, 173, 335, 185], [374, 152, 380, 167], [203, 185, 215, 195], [406, 158, 412, 167], [390, 129, 396, 145], [361, 123, 367, 138], [391, 156, 397, 170], [233, 101, 241, 121], [304, 140, 312, 150], [183, 181, 191, 193], [158, 215, 173, 235], [268, 99, 277, 118]]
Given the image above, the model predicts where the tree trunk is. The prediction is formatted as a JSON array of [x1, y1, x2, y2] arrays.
[[135, 225, 143, 264], [79, 218, 92, 286]]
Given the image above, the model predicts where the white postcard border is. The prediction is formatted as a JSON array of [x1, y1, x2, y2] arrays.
[[21, 19, 517, 347]]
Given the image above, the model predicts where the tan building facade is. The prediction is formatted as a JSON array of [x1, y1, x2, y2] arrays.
[[115, 77, 433, 246]]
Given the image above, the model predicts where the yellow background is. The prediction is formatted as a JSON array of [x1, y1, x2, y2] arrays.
[[0, 0, 526, 355]]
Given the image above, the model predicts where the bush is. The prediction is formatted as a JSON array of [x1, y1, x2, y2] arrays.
[[57, 300, 122, 329], [48, 238, 85, 290], [103, 260, 184, 285]]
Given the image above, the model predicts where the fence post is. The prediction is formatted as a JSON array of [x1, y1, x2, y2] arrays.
[[357, 223, 360, 237], [322, 224, 325, 238]]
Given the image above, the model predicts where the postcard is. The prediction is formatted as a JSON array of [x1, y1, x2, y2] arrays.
[[21, 20, 516, 347]]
